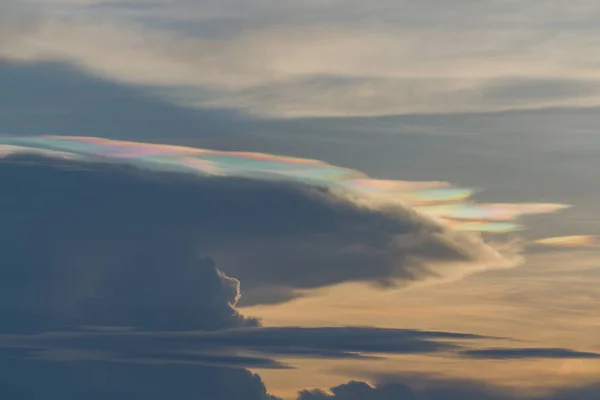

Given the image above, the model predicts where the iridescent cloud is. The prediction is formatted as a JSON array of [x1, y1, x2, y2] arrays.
[[533, 236, 598, 248], [440, 219, 523, 233], [0, 136, 571, 234], [418, 203, 570, 222]]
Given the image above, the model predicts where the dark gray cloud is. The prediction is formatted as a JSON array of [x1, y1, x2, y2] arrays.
[[0, 327, 491, 369], [0, 153, 505, 309], [0, 357, 281, 400], [0, 152, 290, 397], [461, 348, 600, 360], [0, 345, 289, 370], [178, 327, 483, 355], [0, 229, 256, 333]]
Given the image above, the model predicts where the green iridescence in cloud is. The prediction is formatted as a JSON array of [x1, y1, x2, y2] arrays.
[[0, 135, 572, 235]]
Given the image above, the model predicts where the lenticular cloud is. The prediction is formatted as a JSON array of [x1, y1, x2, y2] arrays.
[[0, 135, 569, 234]]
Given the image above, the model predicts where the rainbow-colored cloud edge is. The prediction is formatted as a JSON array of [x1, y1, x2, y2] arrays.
[[0, 135, 593, 246]]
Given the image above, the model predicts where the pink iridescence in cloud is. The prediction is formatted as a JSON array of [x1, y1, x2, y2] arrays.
[[0, 135, 572, 234]]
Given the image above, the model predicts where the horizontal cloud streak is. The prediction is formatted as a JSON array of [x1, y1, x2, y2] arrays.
[[0, 326, 494, 368], [533, 235, 598, 248], [461, 348, 600, 360]]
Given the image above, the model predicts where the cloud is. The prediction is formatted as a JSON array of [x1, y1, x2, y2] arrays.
[[0, 144, 526, 306], [0, 141, 537, 399], [0, 245, 257, 333], [0, 143, 594, 398], [0, 345, 290, 370], [176, 327, 487, 356], [0, 327, 493, 362], [0, 357, 282, 399], [0, 326, 496, 373], [0, 136, 571, 235], [4, 2, 600, 117], [0, 136, 589, 398], [533, 236, 598, 248], [298, 381, 415, 400], [0, 147, 288, 398], [0, 158, 288, 397], [461, 348, 600, 360]]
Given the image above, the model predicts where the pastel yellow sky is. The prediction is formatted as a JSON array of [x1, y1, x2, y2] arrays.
[[242, 249, 600, 398]]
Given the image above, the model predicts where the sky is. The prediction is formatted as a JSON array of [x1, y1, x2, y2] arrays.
[[1, 1, 599, 399]]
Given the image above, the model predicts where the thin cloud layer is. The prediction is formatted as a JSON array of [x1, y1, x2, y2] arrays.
[[533, 235, 598, 248], [0, 326, 495, 370], [461, 348, 600, 360], [4, 1, 600, 117]]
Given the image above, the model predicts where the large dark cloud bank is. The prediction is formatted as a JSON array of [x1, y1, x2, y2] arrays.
[[0, 154, 597, 399]]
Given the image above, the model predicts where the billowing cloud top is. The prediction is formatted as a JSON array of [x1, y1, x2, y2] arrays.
[[0, 136, 569, 234]]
